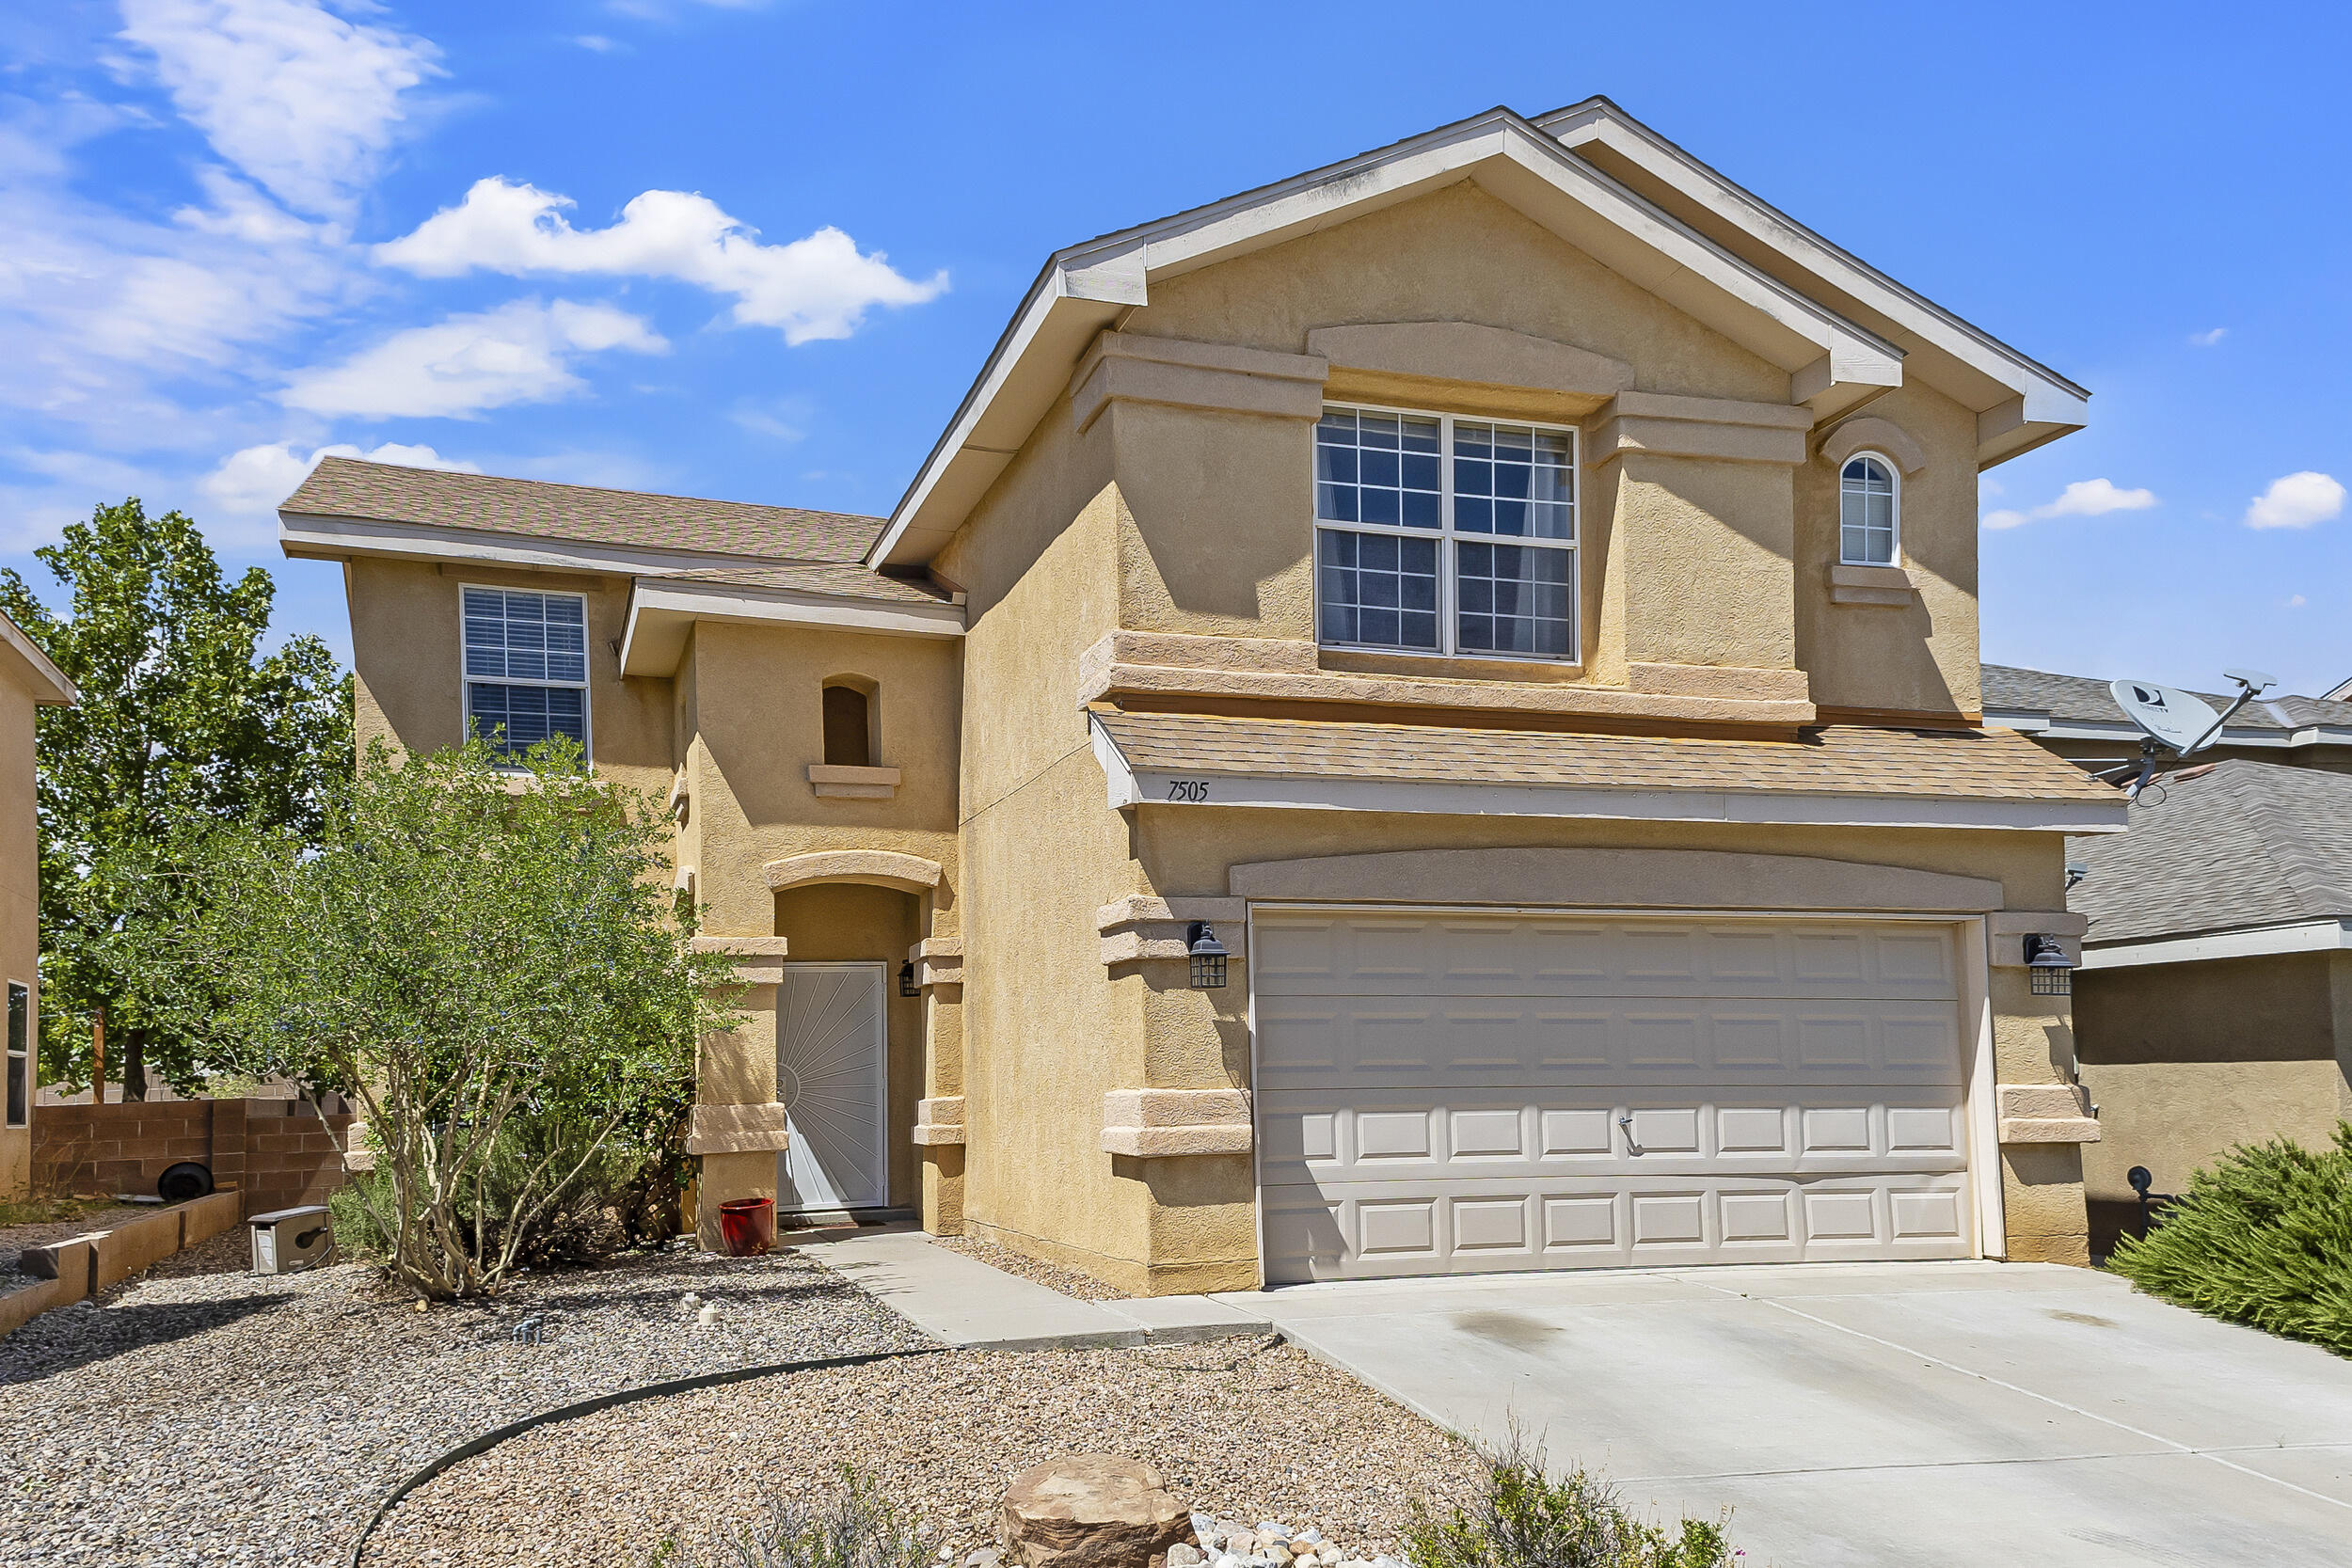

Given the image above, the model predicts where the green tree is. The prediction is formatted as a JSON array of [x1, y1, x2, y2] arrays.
[[0, 498, 351, 1099], [170, 735, 738, 1298]]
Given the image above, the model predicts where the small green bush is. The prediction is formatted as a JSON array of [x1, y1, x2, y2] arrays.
[[1406, 1433, 1733, 1568], [2109, 1124, 2352, 1354]]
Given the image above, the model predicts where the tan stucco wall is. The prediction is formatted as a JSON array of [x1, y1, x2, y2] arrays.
[[345, 558, 673, 803], [0, 659, 38, 1196], [2075, 950, 2352, 1203], [1797, 385, 1983, 716]]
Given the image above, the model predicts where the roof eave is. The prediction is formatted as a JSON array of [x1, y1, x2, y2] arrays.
[[619, 576, 965, 678]]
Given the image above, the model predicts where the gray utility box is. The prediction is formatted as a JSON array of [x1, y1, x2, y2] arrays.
[[248, 1205, 335, 1275]]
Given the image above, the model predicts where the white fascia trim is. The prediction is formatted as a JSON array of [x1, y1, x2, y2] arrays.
[[619, 578, 963, 674], [1088, 715, 2125, 833], [1534, 99, 2089, 428], [278, 513, 816, 578], [0, 608, 74, 705], [2078, 918, 2352, 970], [870, 106, 1901, 570]]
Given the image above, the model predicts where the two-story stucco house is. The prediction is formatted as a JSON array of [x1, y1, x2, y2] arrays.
[[281, 101, 2125, 1292]]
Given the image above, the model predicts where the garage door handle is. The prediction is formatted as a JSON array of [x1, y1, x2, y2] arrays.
[[1619, 1115, 1643, 1156]]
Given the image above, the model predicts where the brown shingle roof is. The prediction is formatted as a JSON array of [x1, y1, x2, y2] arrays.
[[283, 457, 885, 562], [2072, 760, 2352, 943], [1094, 710, 2122, 804]]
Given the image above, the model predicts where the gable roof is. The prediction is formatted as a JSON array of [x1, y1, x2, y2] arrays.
[[1534, 97, 2089, 466], [1982, 663, 2352, 750], [284, 457, 885, 563], [2072, 760, 2352, 944], [870, 101, 2086, 568]]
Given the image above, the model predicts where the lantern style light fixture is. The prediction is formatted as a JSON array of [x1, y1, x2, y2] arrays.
[[1186, 921, 1229, 990], [898, 960, 919, 998], [2024, 933, 2074, 997]]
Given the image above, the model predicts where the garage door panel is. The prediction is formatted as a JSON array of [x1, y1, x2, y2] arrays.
[[1262, 1172, 1976, 1281], [1257, 997, 1963, 1088], [1252, 916, 1957, 1000], [1252, 911, 1977, 1282], [1257, 1089, 1967, 1186]]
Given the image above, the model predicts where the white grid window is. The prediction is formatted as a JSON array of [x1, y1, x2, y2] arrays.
[[1840, 454, 1898, 565], [6, 982, 26, 1128], [1314, 406, 1577, 659], [462, 587, 590, 761]]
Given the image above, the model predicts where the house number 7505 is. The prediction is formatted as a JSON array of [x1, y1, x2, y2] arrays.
[[1165, 779, 1210, 802]]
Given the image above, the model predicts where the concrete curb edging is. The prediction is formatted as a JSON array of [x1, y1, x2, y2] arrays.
[[344, 1344, 950, 1568]]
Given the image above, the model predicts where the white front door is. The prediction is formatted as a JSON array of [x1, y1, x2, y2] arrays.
[[775, 961, 889, 1212], [1254, 910, 1975, 1283]]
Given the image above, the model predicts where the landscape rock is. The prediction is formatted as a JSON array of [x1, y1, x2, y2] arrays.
[[1000, 1454, 1198, 1568], [1168, 1546, 1203, 1568]]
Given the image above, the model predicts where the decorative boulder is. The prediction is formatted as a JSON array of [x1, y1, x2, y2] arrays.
[[999, 1455, 1198, 1568]]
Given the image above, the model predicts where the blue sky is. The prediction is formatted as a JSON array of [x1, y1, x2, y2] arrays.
[[4, 0, 2345, 695]]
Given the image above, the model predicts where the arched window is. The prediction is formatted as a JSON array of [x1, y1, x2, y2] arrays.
[[821, 682, 873, 768], [1839, 454, 1898, 565]]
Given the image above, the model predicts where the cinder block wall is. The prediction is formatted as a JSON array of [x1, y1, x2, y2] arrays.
[[32, 1098, 353, 1214]]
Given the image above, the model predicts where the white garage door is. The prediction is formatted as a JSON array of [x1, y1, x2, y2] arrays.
[[1254, 910, 1976, 1283]]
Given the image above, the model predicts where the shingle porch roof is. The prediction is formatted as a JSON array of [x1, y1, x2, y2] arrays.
[[1093, 709, 2122, 810]]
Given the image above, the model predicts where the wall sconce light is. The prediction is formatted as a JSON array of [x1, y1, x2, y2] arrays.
[[898, 960, 919, 998], [1186, 922, 1228, 990], [2025, 934, 2074, 996]]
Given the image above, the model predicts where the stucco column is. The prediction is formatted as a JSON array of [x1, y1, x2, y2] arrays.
[[912, 915, 967, 1234], [686, 939, 788, 1248]]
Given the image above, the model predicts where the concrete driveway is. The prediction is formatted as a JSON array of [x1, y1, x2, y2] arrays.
[[1213, 1261, 2352, 1567]]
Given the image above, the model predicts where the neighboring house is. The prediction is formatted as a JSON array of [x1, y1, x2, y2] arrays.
[[0, 611, 76, 1197], [2068, 760, 2352, 1249], [1984, 663, 2352, 776], [281, 99, 2125, 1291]]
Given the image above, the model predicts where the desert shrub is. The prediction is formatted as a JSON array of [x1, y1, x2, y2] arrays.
[[2108, 1125, 2352, 1354], [650, 1471, 933, 1568], [1406, 1433, 1732, 1568]]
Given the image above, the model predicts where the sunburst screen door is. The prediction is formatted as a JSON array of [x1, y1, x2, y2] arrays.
[[775, 961, 889, 1212]]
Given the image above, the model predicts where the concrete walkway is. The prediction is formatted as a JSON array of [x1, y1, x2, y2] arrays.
[[1211, 1260, 2352, 1567], [793, 1226, 1268, 1350]]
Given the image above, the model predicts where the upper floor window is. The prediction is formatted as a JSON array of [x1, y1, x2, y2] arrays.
[[1314, 406, 1577, 660], [822, 682, 873, 768], [1839, 455, 1899, 566], [462, 586, 590, 762]]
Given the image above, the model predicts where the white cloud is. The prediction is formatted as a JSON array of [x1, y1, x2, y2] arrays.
[[280, 298, 667, 419], [1981, 478, 2160, 531], [2188, 326, 2227, 346], [2244, 471, 2345, 531], [374, 177, 948, 343], [115, 0, 442, 218], [574, 34, 621, 51], [201, 438, 479, 516], [2288, 594, 2309, 608]]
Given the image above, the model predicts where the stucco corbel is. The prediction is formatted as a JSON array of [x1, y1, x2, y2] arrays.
[[1101, 1088, 1252, 1158], [1097, 895, 1248, 966], [689, 935, 789, 986], [907, 937, 962, 993], [1995, 1083, 2100, 1145], [687, 1101, 792, 1154], [912, 1096, 964, 1147]]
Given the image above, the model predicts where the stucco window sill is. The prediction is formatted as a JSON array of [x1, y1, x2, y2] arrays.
[[1828, 563, 1917, 608], [807, 764, 900, 800]]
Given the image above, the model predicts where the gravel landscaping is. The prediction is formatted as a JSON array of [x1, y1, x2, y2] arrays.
[[0, 1232, 931, 1567], [364, 1336, 1484, 1568], [929, 1232, 1136, 1301]]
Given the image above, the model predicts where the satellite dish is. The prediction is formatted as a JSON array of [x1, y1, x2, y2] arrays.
[[2109, 679, 2224, 754]]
